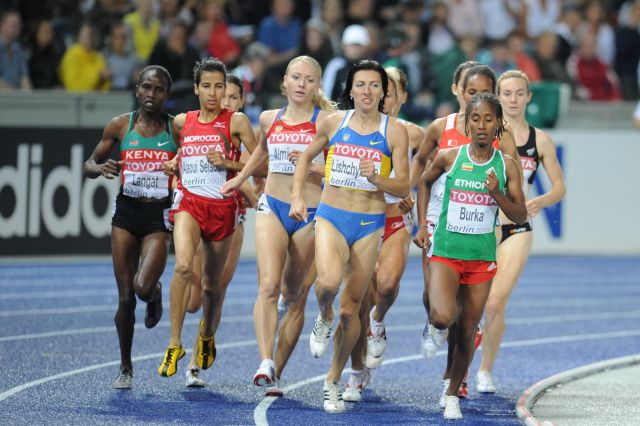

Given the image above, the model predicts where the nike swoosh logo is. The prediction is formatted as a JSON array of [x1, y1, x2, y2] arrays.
[[300, 129, 312, 133], [369, 141, 383, 145], [158, 141, 170, 147], [360, 220, 375, 226]]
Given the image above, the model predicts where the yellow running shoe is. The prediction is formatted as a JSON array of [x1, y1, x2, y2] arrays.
[[197, 320, 216, 370], [158, 345, 185, 377]]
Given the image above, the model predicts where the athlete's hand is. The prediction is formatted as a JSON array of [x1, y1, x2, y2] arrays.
[[288, 150, 302, 166], [208, 151, 226, 168], [221, 175, 242, 197], [526, 198, 543, 217], [289, 197, 308, 223], [101, 159, 123, 179], [163, 158, 178, 176], [484, 170, 499, 195], [413, 225, 431, 249], [360, 158, 377, 181], [399, 194, 415, 213]]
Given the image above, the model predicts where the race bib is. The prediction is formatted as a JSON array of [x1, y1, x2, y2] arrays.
[[445, 188, 497, 234]]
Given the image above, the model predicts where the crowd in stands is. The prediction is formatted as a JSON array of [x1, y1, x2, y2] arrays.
[[1, 0, 639, 122]]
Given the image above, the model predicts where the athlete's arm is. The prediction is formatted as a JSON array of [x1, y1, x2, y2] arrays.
[[526, 129, 566, 217], [498, 129, 523, 181], [84, 115, 127, 179], [289, 112, 340, 222], [364, 117, 409, 198], [410, 118, 442, 189], [414, 149, 452, 248], [162, 113, 186, 176], [490, 155, 527, 224]]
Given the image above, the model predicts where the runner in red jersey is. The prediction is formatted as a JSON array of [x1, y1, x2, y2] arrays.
[[83, 66, 177, 389], [158, 57, 258, 379], [221, 56, 336, 395], [183, 74, 262, 387]]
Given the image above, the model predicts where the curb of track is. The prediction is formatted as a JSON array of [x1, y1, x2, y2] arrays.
[[516, 353, 640, 426]]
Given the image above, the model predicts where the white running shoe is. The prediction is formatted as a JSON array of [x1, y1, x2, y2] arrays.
[[443, 395, 463, 420], [265, 378, 284, 397], [253, 360, 275, 386], [361, 367, 372, 389], [365, 323, 386, 368], [113, 368, 132, 389], [421, 323, 448, 360], [343, 371, 365, 402], [323, 380, 345, 413], [476, 371, 497, 393], [439, 379, 451, 409], [185, 367, 206, 388], [309, 314, 333, 358], [277, 294, 290, 321]]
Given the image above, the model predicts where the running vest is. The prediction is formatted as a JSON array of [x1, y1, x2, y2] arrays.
[[325, 110, 392, 192], [518, 125, 540, 194], [266, 107, 322, 174], [428, 114, 500, 222], [432, 145, 506, 261], [385, 118, 412, 204], [178, 109, 239, 199], [119, 111, 177, 200]]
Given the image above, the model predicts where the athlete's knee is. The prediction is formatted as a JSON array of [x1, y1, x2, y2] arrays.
[[132, 276, 156, 301], [173, 260, 193, 285], [484, 296, 507, 320], [257, 277, 281, 302], [117, 291, 136, 312], [429, 307, 456, 330], [375, 275, 400, 302], [338, 300, 361, 326]]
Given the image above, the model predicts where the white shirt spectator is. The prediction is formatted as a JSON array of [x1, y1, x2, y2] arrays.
[[481, 0, 520, 41], [447, 0, 484, 39], [525, 0, 561, 38]]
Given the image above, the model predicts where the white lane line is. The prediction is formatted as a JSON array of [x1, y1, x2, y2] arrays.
[[253, 328, 640, 426], [3, 310, 640, 343], [0, 338, 256, 403]]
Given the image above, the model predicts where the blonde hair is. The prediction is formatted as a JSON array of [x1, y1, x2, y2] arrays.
[[281, 55, 337, 112], [497, 70, 531, 95], [384, 66, 408, 94]]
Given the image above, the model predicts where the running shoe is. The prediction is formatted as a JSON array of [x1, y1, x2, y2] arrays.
[[265, 379, 284, 397], [443, 395, 463, 420], [158, 345, 185, 377], [365, 323, 386, 368], [343, 371, 365, 402], [474, 327, 483, 349], [323, 380, 345, 413], [421, 323, 448, 360], [277, 294, 290, 321], [458, 380, 468, 399], [309, 314, 333, 358], [144, 282, 163, 329], [361, 367, 372, 389], [185, 366, 206, 387], [253, 360, 275, 386], [439, 379, 450, 409], [196, 319, 216, 370], [113, 367, 132, 389], [476, 371, 496, 393]]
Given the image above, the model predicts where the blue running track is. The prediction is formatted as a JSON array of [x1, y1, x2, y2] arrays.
[[1, 256, 639, 425]]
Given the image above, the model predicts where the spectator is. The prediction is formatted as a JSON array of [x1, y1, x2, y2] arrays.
[[322, 24, 371, 103], [484, 39, 516, 75], [202, 0, 240, 67], [567, 30, 622, 100], [0, 10, 32, 90], [59, 23, 110, 92], [480, 0, 527, 43], [525, 0, 562, 38], [148, 21, 200, 84], [159, 0, 195, 38], [615, 0, 640, 99], [190, 19, 213, 60], [398, 0, 429, 46], [580, 0, 615, 65], [447, 0, 484, 40], [298, 18, 335, 69], [28, 19, 64, 89], [104, 23, 140, 91], [232, 42, 269, 124], [555, 6, 583, 67], [85, 0, 129, 48], [123, 0, 161, 62], [344, 0, 377, 27], [258, 0, 301, 68], [425, 0, 456, 56], [532, 31, 571, 83], [321, 0, 345, 55], [507, 31, 541, 81]]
